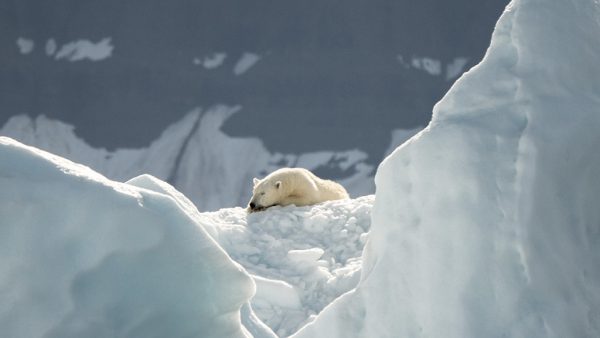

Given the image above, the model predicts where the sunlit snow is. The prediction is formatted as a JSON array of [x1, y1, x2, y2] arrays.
[[0, 137, 255, 338]]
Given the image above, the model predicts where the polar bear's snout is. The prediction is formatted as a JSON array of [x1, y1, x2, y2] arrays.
[[247, 200, 262, 212], [247, 201, 267, 213]]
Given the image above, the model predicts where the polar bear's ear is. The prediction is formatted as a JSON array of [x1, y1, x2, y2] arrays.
[[275, 181, 282, 189], [253, 178, 260, 186]]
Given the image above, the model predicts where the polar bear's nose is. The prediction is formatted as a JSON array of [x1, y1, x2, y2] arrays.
[[249, 202, 256, 209]]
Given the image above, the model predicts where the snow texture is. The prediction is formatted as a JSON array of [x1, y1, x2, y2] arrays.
[[0, 137, 256, 338], [293, 0, 600, 337], [0, 135, 374, 337], [124, 172, 373, 336], [0, 107, 419, 211], [202, 196, 374, 336]]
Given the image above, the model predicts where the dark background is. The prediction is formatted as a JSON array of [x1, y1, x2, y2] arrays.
[[0, 0, 508, 163]]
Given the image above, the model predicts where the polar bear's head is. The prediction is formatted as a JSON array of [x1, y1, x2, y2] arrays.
[[247, 177, 283, 212]]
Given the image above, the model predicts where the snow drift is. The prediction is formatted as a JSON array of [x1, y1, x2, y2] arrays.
[[0, 137, 256, 338], [0, 136, 375, 338], [127, 171, 374, 336], [292, 0, 600, 337], [204, 197, 373, 336]]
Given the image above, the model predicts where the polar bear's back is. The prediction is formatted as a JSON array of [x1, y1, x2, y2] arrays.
[[314, 177, 349, 200], [276, 168, 349, 205]]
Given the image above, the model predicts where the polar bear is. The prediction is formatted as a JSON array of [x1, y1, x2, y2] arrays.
[[247, 167, 349, 212]]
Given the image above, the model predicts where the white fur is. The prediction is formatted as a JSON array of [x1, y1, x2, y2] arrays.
[[248, 168, 349, 212]]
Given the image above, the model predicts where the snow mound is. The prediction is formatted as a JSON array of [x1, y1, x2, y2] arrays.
[[0, 137, 256, 338], [202, 196, 374, 337], [293, 0, 600, 337], [0, 136, 374, 337]]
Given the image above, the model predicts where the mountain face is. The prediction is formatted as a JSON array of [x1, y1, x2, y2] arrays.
[[0, 107, 419, 210], [1, 0, 508, 164]]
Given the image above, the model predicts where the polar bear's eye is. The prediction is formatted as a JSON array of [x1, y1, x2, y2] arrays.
[[260, 192, 265, 196]]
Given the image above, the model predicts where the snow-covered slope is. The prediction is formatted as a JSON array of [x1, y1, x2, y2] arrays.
[[0, 135, 375, 337], [0, 107, 420, 211], [292, 0, 600, 337], [0, 137, 256, 338], [127, 172, 374, 336], [204, 197, 373, 337]]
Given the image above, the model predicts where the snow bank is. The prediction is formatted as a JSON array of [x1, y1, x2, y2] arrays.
[[202, 196, 374, 337], [0, 137, 256, 338], [0, 135, 375, 337], [112, 175, 374, 336], [293, 0, 600, 337]]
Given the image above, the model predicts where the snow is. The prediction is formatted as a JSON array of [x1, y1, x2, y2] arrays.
[[197, 52, 227, 69], [293, 0, 600, 337], [125, 173, 278, 338], [411, 57, 442, 75], [6, 0, 598, 335], [397, 54, 469, 79], [0, 137, 256, 338], [234, 52, 262, 75], [16, 38, 34, 54], [287, 248, 325, 265], [252, 275, 302, 309], [45, 39, 57, 56], [202, 196, 374, 336], [396, 55, 410, 68], [445, 57, 469, 80], [0, 135, 374, 337], [0, 108, 419, 211], [54, 38, 114, 62], [40, 38, 113, 61], [384, 126, 424, 156]]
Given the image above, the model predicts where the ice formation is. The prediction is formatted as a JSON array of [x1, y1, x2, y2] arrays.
[[204, 197, 373, 336], [0, 136, 374, 337], [3, 0, 600, 337], [0, 137, 255, 338], [293, 0, 600, 337]]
